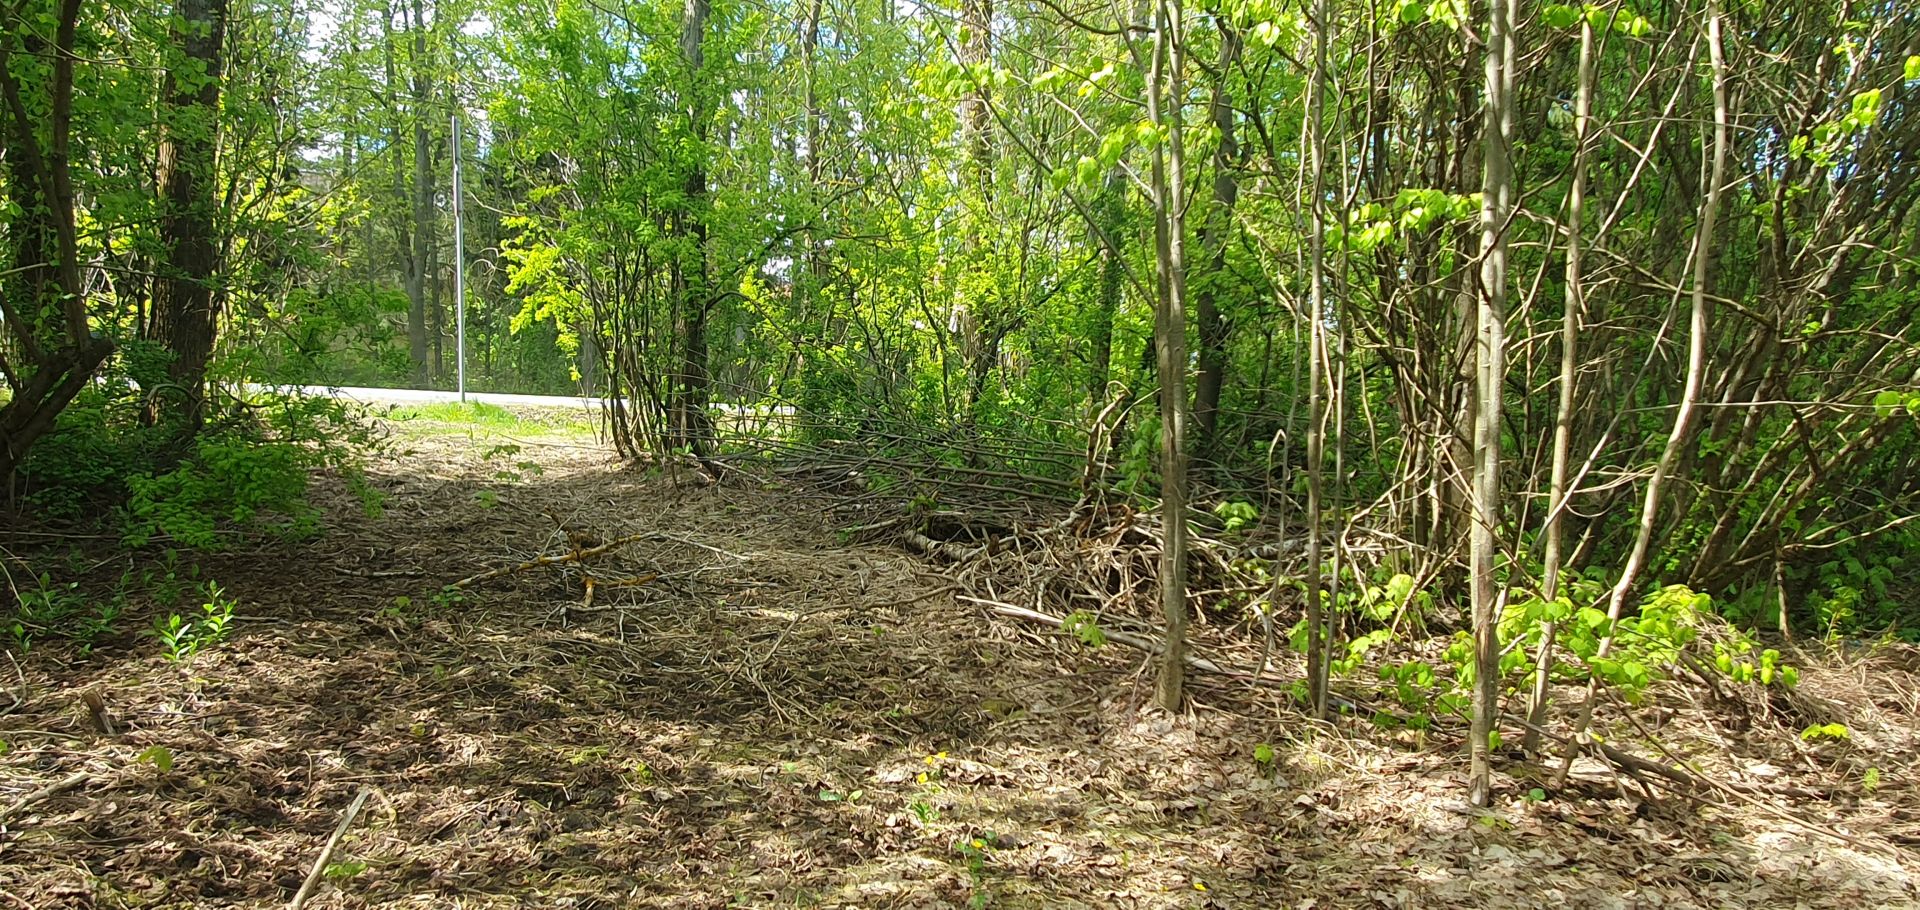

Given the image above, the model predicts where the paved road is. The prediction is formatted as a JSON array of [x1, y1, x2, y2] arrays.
[[259, 384, 607, 409], [256, 385, 794, 418]]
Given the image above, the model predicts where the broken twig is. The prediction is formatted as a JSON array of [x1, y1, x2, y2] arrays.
[[451, 533, 650, 588], [0, 770, 93, 822], [287, 787, 372, 910]]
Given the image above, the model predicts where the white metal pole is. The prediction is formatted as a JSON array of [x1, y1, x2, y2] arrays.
[[452, 111, 467, 402]]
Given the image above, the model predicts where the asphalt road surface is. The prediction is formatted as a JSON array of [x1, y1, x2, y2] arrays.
[[261, 385, 606, 409]]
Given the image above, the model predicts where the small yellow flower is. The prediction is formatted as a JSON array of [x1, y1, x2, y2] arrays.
[[1193, 881, 1208, 892], [970, 839, 986, 850], [916, 772, 929, 783]]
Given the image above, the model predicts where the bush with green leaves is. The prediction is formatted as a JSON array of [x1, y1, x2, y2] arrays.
[[18, 346, 382, 551], [155, 581, 238, 661], [6, 572, 126, 654]]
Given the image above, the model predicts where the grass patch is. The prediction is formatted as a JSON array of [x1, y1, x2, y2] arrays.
[[385, 400, 599, 440], [392, 401, 524, 426]]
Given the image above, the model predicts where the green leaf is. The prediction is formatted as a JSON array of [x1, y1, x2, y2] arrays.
[[136, 745, 174, 772], [1542, 4, 1580, 28], [1253, 743, 1275, 765], [324, 861, 367, 881], [1801, 723, 1850, 742], [1615, 12, 1652, 36], [1872, 390, 1902, 418], [1907, 55, 1920, 82]]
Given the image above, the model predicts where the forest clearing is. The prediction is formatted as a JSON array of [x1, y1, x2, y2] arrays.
[[1, 406, 1916, 908], [6, 0, 1920, 904]]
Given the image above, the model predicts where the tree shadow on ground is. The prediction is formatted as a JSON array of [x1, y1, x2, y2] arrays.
[[1, 430, 1912, 908]]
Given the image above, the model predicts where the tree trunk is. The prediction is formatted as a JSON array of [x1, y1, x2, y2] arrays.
[[1557, 0, 1730, 784], [1148, 0, 1191, 711], [956, 0, 995, 429], [1086, 173, 1125, 410], [0, 0, 109, 481], [430, 237, 444, 380], [145, 0, 231, 429], [1469, 0, 1515, 809], [1303, 0, 1331, 720], [1191, 21, 1240, 459], [673, 0, 715, 457], [1523, 14, 1596, 755], [959, 0, 992, 189], [406, 0, 433, 387]]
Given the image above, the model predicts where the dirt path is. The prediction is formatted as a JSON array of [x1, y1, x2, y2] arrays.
[[2, 426, 1914, 908]]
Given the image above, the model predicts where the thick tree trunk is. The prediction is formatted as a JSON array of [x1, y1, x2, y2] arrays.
[[145, 0, 231, 428], [0, 0, 109, 482], [956, 0, 995, 429], [430, 240, 444, 379]]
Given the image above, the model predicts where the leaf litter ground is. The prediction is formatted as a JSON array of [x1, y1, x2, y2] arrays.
[[2, 414, 1917, 908]]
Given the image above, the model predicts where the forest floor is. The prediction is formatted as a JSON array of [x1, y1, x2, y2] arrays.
[[3, 407, 1919, 909]]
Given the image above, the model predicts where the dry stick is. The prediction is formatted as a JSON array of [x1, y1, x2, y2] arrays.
[[450, 533, 650, 588], [959, 596, 1277, 690], [903, 530, 987, 563], [287, 788, 372, 910], [0, 770, 92, 822], [1599, 690, 1896, 859]]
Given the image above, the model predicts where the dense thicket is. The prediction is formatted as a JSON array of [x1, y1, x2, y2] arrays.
[[2, 0, 1918, 802]]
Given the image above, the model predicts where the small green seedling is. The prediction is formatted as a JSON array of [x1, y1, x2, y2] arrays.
[[136, 745, 174, 772]]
